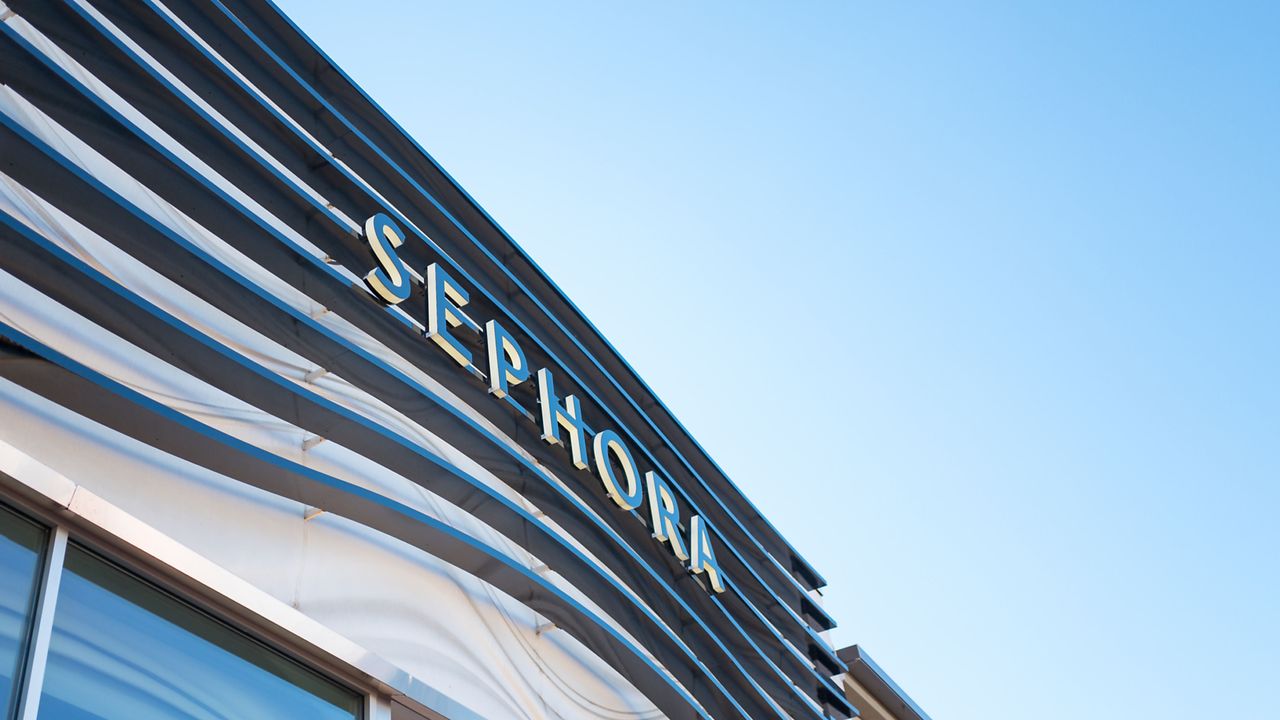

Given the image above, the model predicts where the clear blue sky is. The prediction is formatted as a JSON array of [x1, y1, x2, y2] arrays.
[[273, 2, 1279, 718]]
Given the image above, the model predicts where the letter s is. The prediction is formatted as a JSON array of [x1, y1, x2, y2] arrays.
[[362, 213, 412, 305]]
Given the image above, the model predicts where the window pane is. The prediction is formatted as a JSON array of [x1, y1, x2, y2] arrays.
[[37, 546, 360, 720], [0, 503, 45, 720]]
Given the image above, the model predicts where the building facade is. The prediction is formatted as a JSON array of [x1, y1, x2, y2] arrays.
[[0, 2, 927, 718]]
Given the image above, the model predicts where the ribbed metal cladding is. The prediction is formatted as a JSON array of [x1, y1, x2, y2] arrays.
[[0, 1, 851, 717]]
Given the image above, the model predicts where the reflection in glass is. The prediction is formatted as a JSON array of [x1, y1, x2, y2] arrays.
[[37, 546, 360, 720], [0, 503, 45, 719]]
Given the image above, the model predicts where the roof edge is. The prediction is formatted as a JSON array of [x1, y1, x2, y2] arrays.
[[837, 645, 931, 720]]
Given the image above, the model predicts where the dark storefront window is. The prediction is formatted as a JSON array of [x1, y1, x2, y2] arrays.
[[0, 505, 45, 718], [36, 546, 360, 720]]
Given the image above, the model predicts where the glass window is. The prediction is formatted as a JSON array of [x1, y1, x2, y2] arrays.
[[0, 504, 45, 719], [37, 546, 360, 720]]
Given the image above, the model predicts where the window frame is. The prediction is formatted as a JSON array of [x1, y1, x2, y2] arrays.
[[0, 501, 54, 720]]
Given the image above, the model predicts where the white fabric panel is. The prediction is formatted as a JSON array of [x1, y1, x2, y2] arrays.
[[0, 378, 659, 720], [0, 249, 665, 668], [0, 166, 650, 628], [0, 269, 670, 717]]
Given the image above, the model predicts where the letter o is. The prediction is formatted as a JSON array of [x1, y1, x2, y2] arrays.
[[592, 429, 643, 510]]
